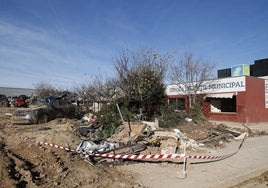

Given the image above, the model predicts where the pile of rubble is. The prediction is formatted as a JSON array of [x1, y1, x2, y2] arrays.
[[74, 115, 249, 165]]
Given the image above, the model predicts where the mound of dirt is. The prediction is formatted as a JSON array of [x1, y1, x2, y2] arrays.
[[0, 108, 142, 187], [0, 107, 266, 187]]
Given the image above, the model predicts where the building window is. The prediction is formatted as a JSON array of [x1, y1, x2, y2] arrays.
[[168, 98, 185, 110], [209, 96, 236, 113]]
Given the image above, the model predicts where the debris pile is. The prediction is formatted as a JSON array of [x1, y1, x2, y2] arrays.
[[74, 116, 249, 165], [195, 123, 245, 147]]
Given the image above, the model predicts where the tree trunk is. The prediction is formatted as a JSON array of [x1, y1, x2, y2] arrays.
[[188, 95, 192, 108], [139, 96, 144, 120]]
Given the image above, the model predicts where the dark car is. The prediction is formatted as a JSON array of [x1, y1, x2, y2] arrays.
[[0, 94, 9, 107], [12, 94, 77, 124]]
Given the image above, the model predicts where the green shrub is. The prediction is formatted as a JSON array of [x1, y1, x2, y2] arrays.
[[97, 103, 121, 139], [158, 105, 186, 128], [187, 102, 205, 123]]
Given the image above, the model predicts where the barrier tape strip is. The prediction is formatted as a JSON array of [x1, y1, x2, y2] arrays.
[[93, 153, 185, 159], [34, 132, 247, 161], [33, 134, 247, 160], [37, 141, 76, 152], [34, 140, 185, 159], [186, 132, 247, 160]]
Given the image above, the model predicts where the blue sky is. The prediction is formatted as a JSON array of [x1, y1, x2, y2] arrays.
[[0, 0, 267, 89]]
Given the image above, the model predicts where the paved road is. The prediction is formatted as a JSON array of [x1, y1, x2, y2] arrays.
[[184, 135, 268, 188], [122, 135, 268, 188]]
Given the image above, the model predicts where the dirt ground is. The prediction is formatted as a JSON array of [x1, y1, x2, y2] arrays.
[[0, 107, 267, 188]]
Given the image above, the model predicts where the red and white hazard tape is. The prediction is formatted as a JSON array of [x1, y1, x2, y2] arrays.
[[36, 141, 76, 152], [34, 141, 235, 160], [35, 141, 185, 159], [90, 153, 235, 160], [186, 153, 232, 160], [34, 133, 246, 161], [93, 153, 185, 159]]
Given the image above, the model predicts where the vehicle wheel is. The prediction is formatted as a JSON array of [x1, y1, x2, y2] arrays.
[[0, 101, 8, 107], [37, 114, 48, 124]]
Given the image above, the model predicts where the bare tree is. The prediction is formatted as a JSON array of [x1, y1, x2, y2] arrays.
[[170, 51, 215, 107], [34, 82, 59, 98], [114, 48, 171, 117], [76, 76, 119, 110], [91, 76, 119, 103]]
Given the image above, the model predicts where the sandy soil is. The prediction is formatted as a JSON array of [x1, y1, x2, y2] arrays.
[[0, 107, 267, 188], [0, 107, 140, 188]]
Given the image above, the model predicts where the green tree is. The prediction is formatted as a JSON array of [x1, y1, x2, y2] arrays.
[[114, 49, 171, 119]]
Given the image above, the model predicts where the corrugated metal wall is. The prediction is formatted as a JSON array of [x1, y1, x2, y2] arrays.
[[0, 87, 36, 97]]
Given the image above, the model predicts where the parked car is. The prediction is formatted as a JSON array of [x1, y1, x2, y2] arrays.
[[12, 94, 77, 124], [12, 95, 28, 107], [0, 94, 9, 107]]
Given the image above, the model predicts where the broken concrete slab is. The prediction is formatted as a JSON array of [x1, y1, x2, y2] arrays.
[[142, 118, 161, 131]]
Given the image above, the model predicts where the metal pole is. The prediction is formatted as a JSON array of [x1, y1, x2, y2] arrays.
[[116, 103, 124, 123], [177, 137, 187, 179], [182, 140, 187, 178]]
